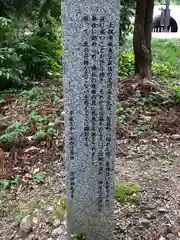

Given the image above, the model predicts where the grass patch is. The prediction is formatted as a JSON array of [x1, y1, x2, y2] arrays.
[[152, 39, 180, 68], [152, 38, 180, 85], [119, 38, 180, 84]]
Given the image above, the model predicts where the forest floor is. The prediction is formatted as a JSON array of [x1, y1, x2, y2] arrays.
[[0, 77, 180, 240], [1, 38, 180, 240]]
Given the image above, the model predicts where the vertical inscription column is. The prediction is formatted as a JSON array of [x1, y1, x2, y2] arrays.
[[105, 22, 115, 205], [91, 15, 98, 165], [83, 38, 90, 150], [62, 1, 120, 240], [97, 16, 105, 212]]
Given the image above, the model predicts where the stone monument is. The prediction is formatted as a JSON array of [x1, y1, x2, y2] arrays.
[[62, 0, 120, 239]]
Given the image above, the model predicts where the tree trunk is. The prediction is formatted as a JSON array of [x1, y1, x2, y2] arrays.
[[133, 0, 154, 79]]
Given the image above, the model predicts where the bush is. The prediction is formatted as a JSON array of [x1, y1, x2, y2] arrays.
[[0, 15, 62, 90], [152, 62, 173, 78], [0, 17, 24, 89], [0, 48, 24, 89], [118, 44, 177, 79], [18, 15, 62, 80], [118, 51, 134, 77], [17, 34, 62, 80]]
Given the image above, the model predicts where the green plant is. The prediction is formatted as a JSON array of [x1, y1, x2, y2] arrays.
[[173, 85, 180, 103], [114, 183, 140, 203], [116, 104, 132, 125], [152, 39, 180, 80], [152, 62, 173, 78], [22, 87, 44, 102], [29, 111, 48, 122], [0, 12, 62, 90], [51, 92, 60, 105], [134, 123, 150, 133], [119, 0, 135, 46], [134, 90, 172, 107], [0, 17, 25, 89], [47, 127, 57, 134], [29, 111, 58, 136], [33, 171, 47, 183], [18, 33, 62, 80], [0, 121, 27, 144], [0, 175, 20, 189], [118, 50, 134, 77], [0, 0, 61, 20]]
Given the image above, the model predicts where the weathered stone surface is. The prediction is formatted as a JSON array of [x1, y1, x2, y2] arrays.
[[19, 215, 32, 238], [171, 134, 180, 140], [158, 208, 168, 213], [52, 219, 61, 228], [159, 237, 166, 240], [139, 218, 150, 228], [62, 0, 120, 239], [51, 226, 64, 238]]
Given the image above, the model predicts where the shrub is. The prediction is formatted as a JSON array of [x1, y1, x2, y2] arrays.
[[152, 62, 173, 78], [118, 48, 176, 79], [17, 34, 61, 80], [0, 48, 24, 89], [118, 51, 134, 76], [0, 15, 62, 90], [17, 15, 62, 80], [0, 17, 24, 89]]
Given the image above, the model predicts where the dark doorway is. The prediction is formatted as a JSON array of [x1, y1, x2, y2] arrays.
[[152, 16, 178, 32]]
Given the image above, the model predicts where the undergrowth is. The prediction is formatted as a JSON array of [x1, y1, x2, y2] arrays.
[[119, 38, 180, 84], [0, 87, 61, 152], [117, 38, 180, 137]]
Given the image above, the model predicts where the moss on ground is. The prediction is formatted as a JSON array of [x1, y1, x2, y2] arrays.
[[114, 182, 140, 203], [13, 197, 44, 220], [52, 194, 67, 220]]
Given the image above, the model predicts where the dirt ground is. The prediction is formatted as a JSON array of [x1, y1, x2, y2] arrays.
[[0, 81, 180, 240], [0, 133, 180, 240]]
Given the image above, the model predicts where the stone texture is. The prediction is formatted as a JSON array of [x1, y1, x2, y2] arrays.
[[139, 218, 150, 228], [171, 134, 180, 140], [159, 237, 166, 240], [62, 0, 120, 239], [158, 208, 168, 213], [19, 215, 33, 238], [51, 226, 64, 238], [52, 219, 61, 228]]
